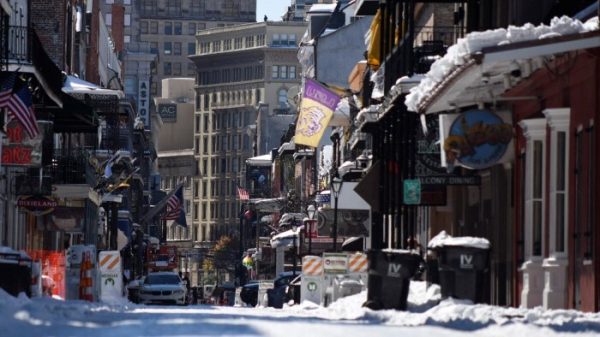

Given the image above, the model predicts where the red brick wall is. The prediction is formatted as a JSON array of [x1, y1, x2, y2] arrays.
[[86, 0, 100, 84], [112, 5, 124, 53], [30, 0, 67, 69]]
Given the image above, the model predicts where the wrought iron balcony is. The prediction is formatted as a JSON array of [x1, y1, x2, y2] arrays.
[[45, 149, 97, 186], [4, 25, 63, 99]]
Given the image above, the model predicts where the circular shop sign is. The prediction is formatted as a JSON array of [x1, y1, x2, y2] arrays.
[[444, 109, 513, 170]]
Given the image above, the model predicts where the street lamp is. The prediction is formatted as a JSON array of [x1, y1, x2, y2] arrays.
[[291, 221, 298, 278], [306, 205, 316, 254], [331, 177, 343, 253]]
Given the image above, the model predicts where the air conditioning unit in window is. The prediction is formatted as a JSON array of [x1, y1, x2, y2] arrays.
[[165, 50, 171, 55]]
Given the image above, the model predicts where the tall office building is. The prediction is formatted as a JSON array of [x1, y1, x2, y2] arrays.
[[190, 21, 308, 242]]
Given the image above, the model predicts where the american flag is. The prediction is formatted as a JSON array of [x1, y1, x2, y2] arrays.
[[237, 185, 249, 200], [0, 72, 40, 138], [161, 185, 187, 227]]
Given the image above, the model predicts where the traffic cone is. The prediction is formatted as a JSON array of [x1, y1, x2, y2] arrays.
[[85, 252, 93, 301]]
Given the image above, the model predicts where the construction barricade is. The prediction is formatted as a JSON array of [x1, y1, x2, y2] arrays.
[[301, 255, 323, 305], [348, 252, 369, 288], [99, 251, 123, 302], [26, 250, 66, 299]]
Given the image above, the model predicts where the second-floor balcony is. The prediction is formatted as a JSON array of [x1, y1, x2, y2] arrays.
[[45, 149, 97, 186]]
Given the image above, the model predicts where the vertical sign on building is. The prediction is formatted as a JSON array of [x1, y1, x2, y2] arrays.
[[138, 81, 150, 127]]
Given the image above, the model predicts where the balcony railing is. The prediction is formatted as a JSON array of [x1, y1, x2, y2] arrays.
[[45, 149, 97, 186], [384, 25, 465, 93], [5, 25, 63, 99]]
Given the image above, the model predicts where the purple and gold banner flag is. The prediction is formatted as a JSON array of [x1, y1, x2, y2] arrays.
[[294, 78, 341, 147]]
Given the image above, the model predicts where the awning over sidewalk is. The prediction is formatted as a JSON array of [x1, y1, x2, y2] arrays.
[[405, 17, 600, 114], [63, 75, 124, 98]]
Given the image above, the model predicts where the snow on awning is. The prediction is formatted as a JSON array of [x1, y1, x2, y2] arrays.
[[246, 153, 272, 166], [405, 16, 599, 114], [428, 230, 490, 250], [254, 198, 284, 212], [308, 4, 337, 14], [63, 75, 125, 98], [270, 227, 303, 249]]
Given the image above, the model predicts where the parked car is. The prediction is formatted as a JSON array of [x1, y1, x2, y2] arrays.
[[284, 275, 302, 305], [240, 271, 300, 308], [268, 272, 301, 308], [138, 272, 187, 305]]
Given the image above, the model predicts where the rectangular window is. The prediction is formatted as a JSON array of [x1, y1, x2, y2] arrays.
[[257, 34, 265, 46], [289, 34, 296, 46], [150, 42, 158, 54], [213, 40, 221, 52], [224, 39, 232, 51], [202, 181, 207, 198], [235, 38, 243, 49], [188, 43, 196, 55], [232, 157, 239, 172], [280, 65, 288, 79], [194, 181, 199, 198], [232, 135, 238, 151], [188, 23, 196, 35], [150, 21, 158, 34], [221, 158, 227, 173], [194, 204, 199, 220], [167, 0, 181, 16], [164, 62, 172, 75], [164, 42, 172, 55], [203, 136, 208, 153], [232, 112, 239, 128], [188, 63, 196, 76], [174, 42, 182, 55], [124, 14, 131, 26], [165, 22, 172, 35], [272, 34, 279, 46], [221, 136, 228, 151], [142, 1, 157, 15], [281, 34, 288, 46], [245, 36, 254, 47], [203, 159, 208, 176], [151, 82, 157, 95], [272, 66, 279, 79], [195, 137, 200, 154], [289, 66, 297, 79], [141, 21, 148, 34], [105, 14, 112, 26], [174, 22, 182, 35], [202, 203, 207, 220], [124, 35, 131, 43], [203, 114, 209, 131]]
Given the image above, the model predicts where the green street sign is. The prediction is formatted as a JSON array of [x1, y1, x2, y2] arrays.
[[404, 180, 421, 205], [307, 282, 318, 292]]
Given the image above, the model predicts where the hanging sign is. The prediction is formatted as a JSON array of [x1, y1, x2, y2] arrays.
[[17, 195, 58, 215], [138, 81, 150, 127], [442, 109, 513, 173], [2, 121, 42, 167]]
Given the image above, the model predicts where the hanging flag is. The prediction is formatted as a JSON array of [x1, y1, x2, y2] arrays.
[[102, 152, 120, 179], [367, 9, 382, 72], [237, 185, 250, 200], [0, 72, 40, 138], [294, 78, 341, 147], [161, 185, 187, 227]]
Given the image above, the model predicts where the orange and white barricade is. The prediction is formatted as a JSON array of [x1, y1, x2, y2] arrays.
[[99, 251, 123, 302], [348, 252, 369, 288], [301, 255, 323, 305]]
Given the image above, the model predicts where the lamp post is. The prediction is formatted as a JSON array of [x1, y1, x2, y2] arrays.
[[331, 177, 343, 253], [291, 221, 298, 278], [306, 204, 316, 254]]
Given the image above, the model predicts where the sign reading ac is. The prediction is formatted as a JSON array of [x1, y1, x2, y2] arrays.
[[158, 104, 177, 122]]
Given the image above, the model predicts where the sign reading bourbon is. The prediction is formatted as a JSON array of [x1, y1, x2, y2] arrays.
[[17, 195, 58, 216], [2, 121, 42, 166]]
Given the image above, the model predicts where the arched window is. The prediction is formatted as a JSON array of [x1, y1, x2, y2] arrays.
[[278, 88, 287, 104]]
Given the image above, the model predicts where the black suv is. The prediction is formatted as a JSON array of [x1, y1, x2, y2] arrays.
[[240, 271, 300, 308]]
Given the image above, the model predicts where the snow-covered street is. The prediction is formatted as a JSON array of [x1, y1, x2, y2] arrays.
[[2, 281, 600, 336]]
